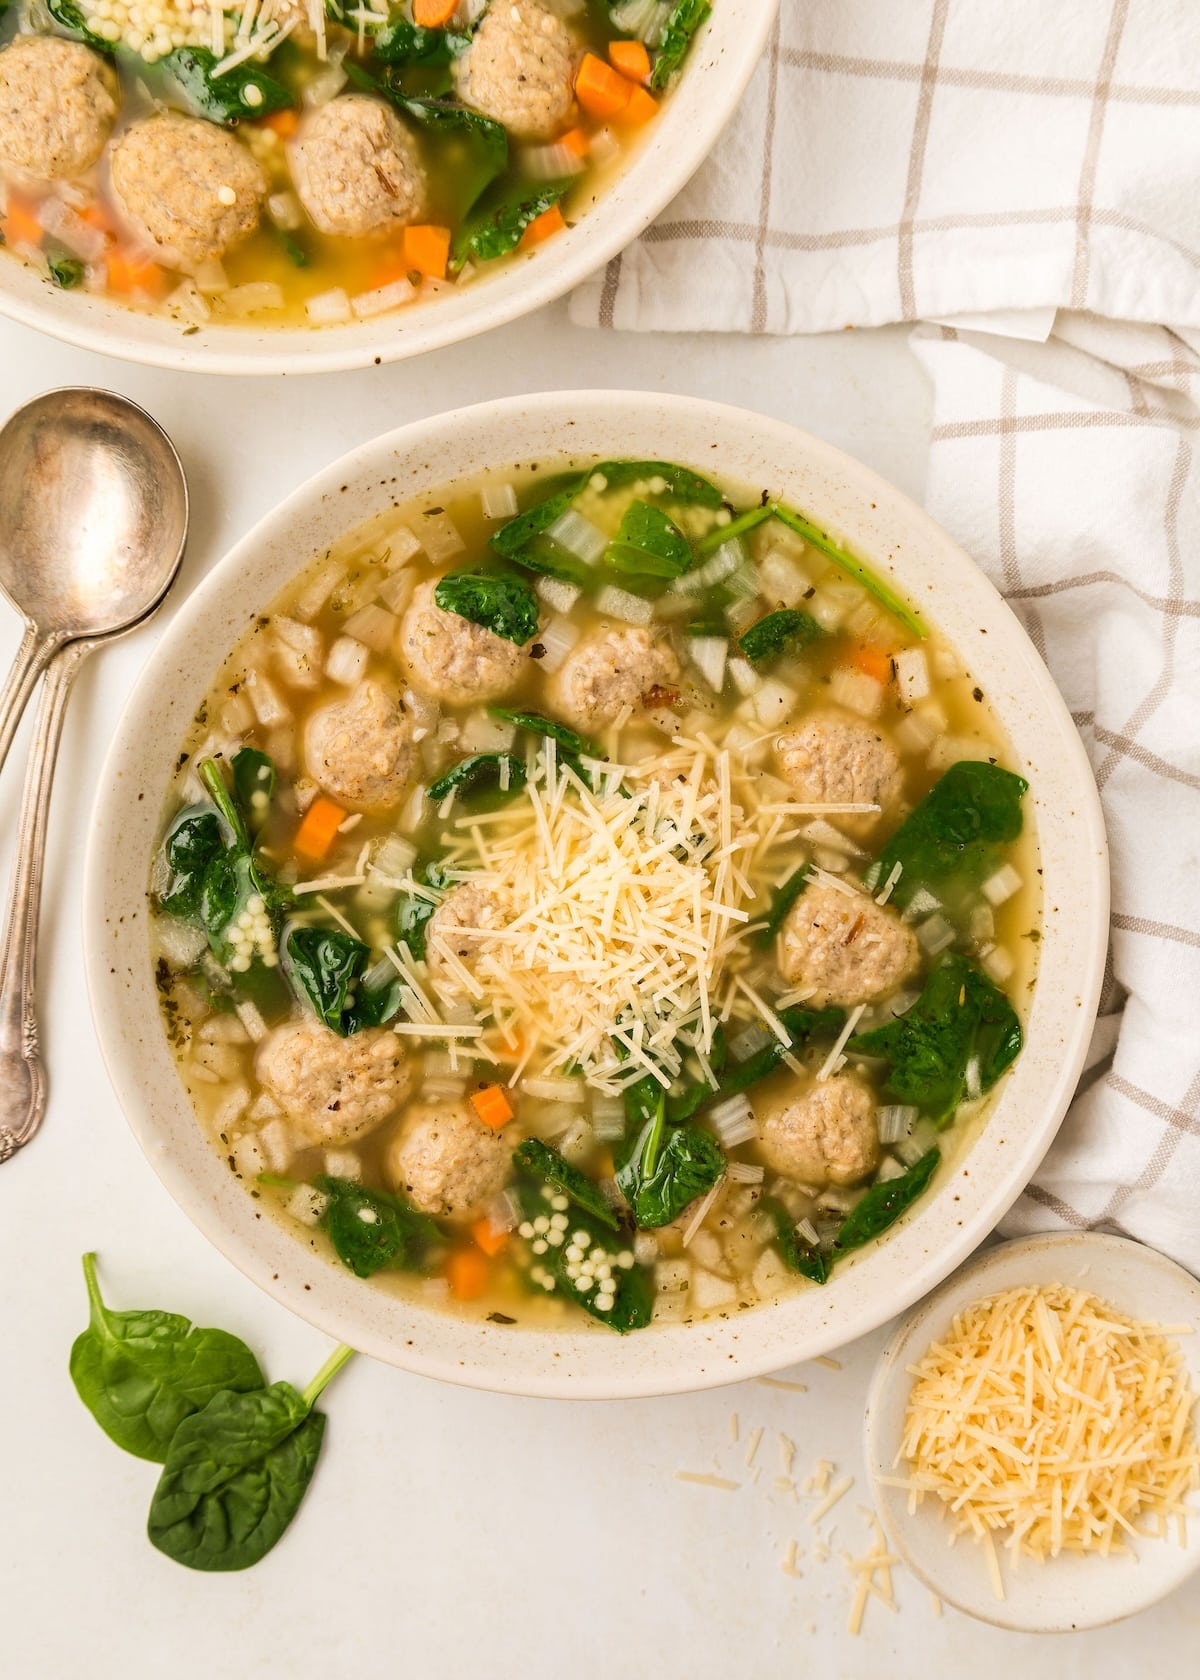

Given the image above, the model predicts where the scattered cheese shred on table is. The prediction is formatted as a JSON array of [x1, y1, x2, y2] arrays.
[[894, 1283, 1200, 1596], [675, 1471, 740, 1491]]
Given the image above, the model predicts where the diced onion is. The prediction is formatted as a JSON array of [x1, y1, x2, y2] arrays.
[[342, 602, 396, 652], [893, 646, 930, 701], [982, 944, 1015, 984], [689, 635, 728, 692], [246, 669, 290, 726], [727, 655, 761, 697], [325, 636, 369, 684], [418, 510, 465, 562], [480, 482, 519, 521], [728, 1022, 772, 1064], [533, 616, 580, 674], [235, 999, 268, 1044], [256, 1118, 295, 1174], [305, 287, 352, 325], [894, 711, 936, 753], [370, 835, 417, 881], [155, 917, 209, 968], [982, 864, 1023, 906], [726, 1160, 764, 1185], [965, 1055, 983, 1100], [459, 709, 516, 753], [351, 278, 416, 319], [877, 1103, 918, 1144], [829, 667, 885, 718], [795, 1216, 820, 1246], [324, 1149, 362, 1181], [904, 887, 941, 917], [916, 913, 956, 955], [223, 282, 284, 316], [558, 1116, 594, 1163], [286, 1185, 329, 1227], [267, 190, 303, 230], [596, 585, 654, 626], [758, 548, 811, 607], [547, 507, 607, 565], [522, 1075, 586, 1103], [671, 540, 740, 594], [535, 574, 581, 614], [752, 679, 797, 726]]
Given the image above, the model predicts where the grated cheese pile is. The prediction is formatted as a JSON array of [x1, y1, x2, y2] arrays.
[[895, 1283, 1200, 1596], [415, 735, 804, 1091]]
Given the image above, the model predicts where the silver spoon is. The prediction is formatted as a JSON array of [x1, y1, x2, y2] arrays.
[[0, 389, 188, 1162]]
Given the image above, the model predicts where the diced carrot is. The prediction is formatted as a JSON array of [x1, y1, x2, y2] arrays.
[[617, 85, 659, 126], [471, 1217, 509, 1258], [1, 195, 44, 250], [559, 126, 590, 159], [260, 107, 299, 139], [402, 223, 451, 280], [470, 1084, 515, 1130], [519, 204, 566, 249], [294, 795, 347, 861], [446, 1247, 491, 1300], [366, 250, 413, 291], [105, 248, 165, 296], [849, 645, 892, 683], [413, 0, 457, 22], [575, 52, 633, 119], [608, 39, 651, 82]]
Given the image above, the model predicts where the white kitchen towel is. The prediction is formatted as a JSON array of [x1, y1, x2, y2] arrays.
[[570, 0, 1200, 336], [913, 316, 1200, 1274]]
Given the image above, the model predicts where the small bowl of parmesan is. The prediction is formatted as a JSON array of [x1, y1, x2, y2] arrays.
[[863, 1232, 1200, 1631]]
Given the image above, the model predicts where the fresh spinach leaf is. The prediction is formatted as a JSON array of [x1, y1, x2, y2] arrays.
[[394, 94, 507, 170], [372, 17, 470, 64], [427, 752, 527, 803], [163, 47, 294, 126], [605, 499, 692, 580], [454, 183, 568, 264], [314, 1176, 443, 1277], [147, 1344, 354, 1572], [873, 760, 1028, 912], [542, 1207, 653, 1332], [739, 608, 822, 667], [231, 747, 276, 835], [848, 954, 1021, 1123], [512, 1138, 620, 1230], [157, 810, 226, 924], [753, 862, 811, 949], [69, 1253, 264, 1463], [650, 0, 711, 90], [763, 1199, 827, 1285], [617, 1116, 725, 1228], [47, 251, 84, 288], [832, 1147, 940, 1255], [285, 926, 368, 1034], [434, 569, 539, 644]]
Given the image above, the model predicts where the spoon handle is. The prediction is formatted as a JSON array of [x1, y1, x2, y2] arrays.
[[0, 623, 58, 786], [0, 642, 90, 1163]]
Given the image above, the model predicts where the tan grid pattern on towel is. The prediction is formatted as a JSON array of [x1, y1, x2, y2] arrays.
[[574, 0, 1200, 336], [914, 320, 1200, 1271]]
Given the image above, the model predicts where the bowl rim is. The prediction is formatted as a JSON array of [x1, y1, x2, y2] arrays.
[[0, 2, 779, 376], [83, 389, 1110, 1398], [862, 1231, 1200, 1632]]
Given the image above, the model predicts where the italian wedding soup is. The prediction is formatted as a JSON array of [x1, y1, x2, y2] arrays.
[[150, 458, 1040, 1333], [0, 1, 706, 326]]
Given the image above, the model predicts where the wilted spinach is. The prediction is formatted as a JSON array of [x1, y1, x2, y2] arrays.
[[162, 47, 294, 125], [285, 926, 368, 1032], [617, 1111, 726, 1228], [650, 0, 712, 90], [540, 1206, 653, 1332], [158, 810, 226, 924], [849, 954, 1022, 1123], [832, 1147, 941, 1255], [763, 1199, 827, 1285], [394, 866, 445, 961], [753, 862, 812, 949], [739, 608, 822, 667], [314, 1176, 443, 1278], [492, 709, 598, 761], [48, 252, 84, 289], [427, 752, 528, 803], [371, 17, 470, 64], [231, 747, 276, 834], [513, 1138, 620, 1230], [434, 569, 540, 644], [717, 1004, 845, 1099], [873, 760, 1028, 912], [605, 499, 692, 580], [454, 184, 569, 264], [69, 1253, 264, 1463]]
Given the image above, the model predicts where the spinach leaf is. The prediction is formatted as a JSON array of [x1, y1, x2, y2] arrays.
[[593, 460, 725, 507], [512, 1138, 620, 1230], [492, 709, 599, 762], [427, 752, 527, 803], [69, 1253, 264, 1463], [832, 1147, 940, 1255], [394, 94, 508, 172], [198, 755, 249, 851], [605, 499, 692, 579], [543, 1207, 653, 1332], [763, 1199, 827, 1285], [718, 1004, 845, 1099], [663, 1027, 727, 1122], [163, 47, 294, 125], [158, 810, 226, 924], [434, 569, 539, 644], [771, 503, 926, 637], [739, 608, 822, 667], [147, 1344, 354, 1572], [618, 1117, 725, 1228], [231, 747, 276, 835], [694, 502, 772, 558], [372, 17, 470, 63], [454, 183, 569, 264], [395, 870, 444, 961], [344, 964, 405, 1032], [848, 954, 1022, 1124], [650, 0, 711, 90], [45, 0, 112, 51], [48, 251, 84, 289], [314, 1176, 443, 1277], [874, 760, 1028, 912], [753, 862, 811, 949], [285, 926, 369, 1034]]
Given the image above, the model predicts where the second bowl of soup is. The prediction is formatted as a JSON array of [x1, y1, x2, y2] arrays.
[[86, 391, 1108, 1395]]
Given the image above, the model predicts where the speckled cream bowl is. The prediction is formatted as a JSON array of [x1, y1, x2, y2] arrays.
[[0, 4, 775, 375], [84, 392, 1109, 1398]]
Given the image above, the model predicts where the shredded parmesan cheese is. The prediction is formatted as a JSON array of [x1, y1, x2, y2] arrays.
[[893, 1284, 1200, 1596]]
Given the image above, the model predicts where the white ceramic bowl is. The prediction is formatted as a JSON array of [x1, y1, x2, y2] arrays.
[[0, 5, 775, 375], [84, 391, 1108, 1398], [863, 1233, 1200, 1631]]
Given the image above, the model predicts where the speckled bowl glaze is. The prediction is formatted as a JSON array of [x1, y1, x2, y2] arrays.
[[864, 1233, 1200, 1631], [0, 4, 776, 375], [84, 392, 1108, 1398]]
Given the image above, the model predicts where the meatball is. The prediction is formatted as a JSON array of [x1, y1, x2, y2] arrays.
[[109, 115, 265, 268], [426, 884, 510, 985], [549, 626, 680, 730], [386, 1101, 515, 1221], [778, 880, 918, 1006], [0, 38, 118, 182], [289, 96, 425, 238], [257, 1021, 411, 1147], [399, 579, 528, 706], [454, 0, 577, 141], [760, 1074, 879, 1188], [776, 712, 903, 834], [304, 680, 414, 812]]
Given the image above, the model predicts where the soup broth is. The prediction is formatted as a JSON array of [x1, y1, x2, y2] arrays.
[[150, 456, 1040, 1333]]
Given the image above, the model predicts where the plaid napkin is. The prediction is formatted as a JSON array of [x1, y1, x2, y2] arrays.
[[570, 0, 1200, 336], [916, 316, 1200, 1275]]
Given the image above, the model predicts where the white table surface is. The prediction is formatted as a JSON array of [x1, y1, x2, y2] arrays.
[[0, 305, 1196, 1678]]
